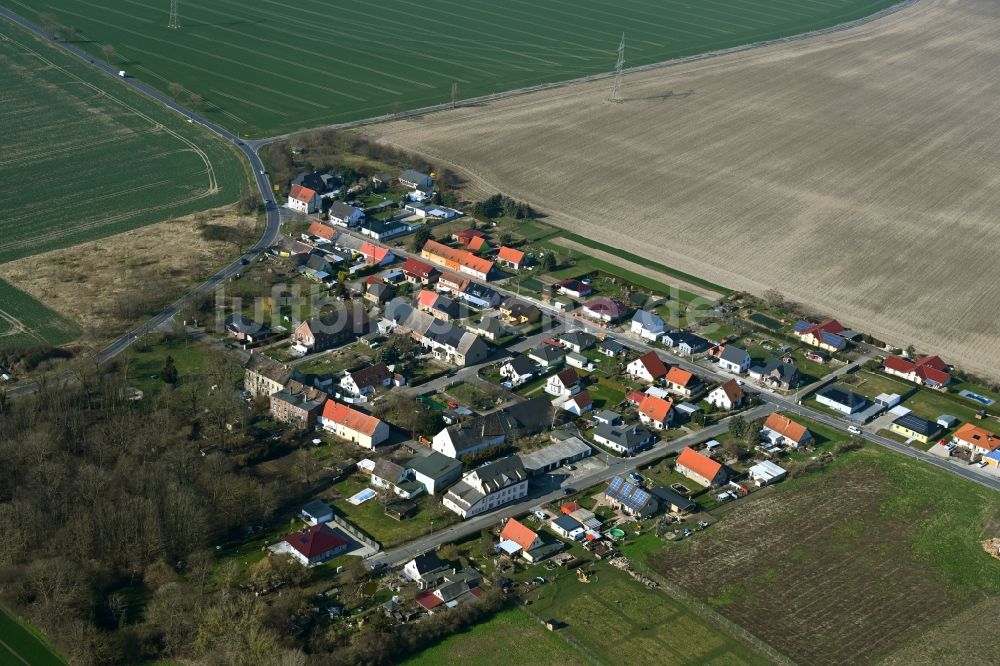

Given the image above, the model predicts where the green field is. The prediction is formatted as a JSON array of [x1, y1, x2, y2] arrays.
[[0, 19, 246, 346], [0, 606, 66, 666], [0, 279, 81, 349], [14, 0, 901, 136]]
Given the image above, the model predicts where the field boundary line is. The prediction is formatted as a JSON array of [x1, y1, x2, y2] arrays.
[[257, 0, 917, 144]]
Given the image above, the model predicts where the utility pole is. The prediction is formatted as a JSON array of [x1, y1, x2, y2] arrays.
[[609, 33, 625, 103], [450, 82, 460, 108], [168, 0, 180, 29]]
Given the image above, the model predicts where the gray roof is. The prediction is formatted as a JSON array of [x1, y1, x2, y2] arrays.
[[632, 309, 665, 329], [328, 201, 362, 220], [595, 422, 653, 449], [530, 344, 565, 363], [553, 515, 581, 532], [271, 387, 325, 412], [520, 437, 591, 473], [245, 354, 295, 385], [469, 456, 527, 492], [892, 413, 941, 437], [818, 385, 869, 409], [399, 169, 431, 184], [594, 410, 621, 424], [372, 458, 406, 482], [301, 499, 332, 518], [560, 331, 597, 349], [409, 551, 446, 577], [598, 337, 627, 353], [474, 316, 504, 335], [505, 356, 538, 376], [719, 345, 751, 365], [649, 485, 697, 513], [408, 452, 463, 481]]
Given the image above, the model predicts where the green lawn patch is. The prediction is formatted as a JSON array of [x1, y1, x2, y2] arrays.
[[0, 606, 65, 666], [0, 279, 81, 349]]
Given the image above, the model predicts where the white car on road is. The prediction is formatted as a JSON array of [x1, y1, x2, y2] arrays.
[[848, 425, 863, 435]]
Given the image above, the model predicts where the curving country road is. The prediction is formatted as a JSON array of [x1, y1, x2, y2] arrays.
[[0, 6, 282, 397]]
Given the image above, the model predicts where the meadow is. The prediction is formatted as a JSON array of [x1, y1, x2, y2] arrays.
[[13, 0, 899, 136], [0, 20, 245, 347], [0, 606, 66, 666], [649, 445, 1000, 664]]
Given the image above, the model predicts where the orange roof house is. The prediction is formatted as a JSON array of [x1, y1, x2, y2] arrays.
[[307, 221, 337, 241], [289, 184, 317, 204], [627, 351, 668, 381], [676, 447, 726, 487], [421, 239, 494, 280], [360, 242, 393, 265], [320, 401, 389, 448], [497, 246, 526, 269], [952, 423, 999, 453], [665, 367, 695, 388], [638, 395, 674, 429], [499, 518, 542, 553], [762, 413, 812, 447], [467, 235, 489, 252]]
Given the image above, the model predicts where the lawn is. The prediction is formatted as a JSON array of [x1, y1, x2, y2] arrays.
[[129, 335, 236, 395], [648, 445, 1000, 664], [325, 475, 458, 548], [0, 279, 81, 349], [16, 0, 900, 136], [0, 606, 65, 666], [401, 606, 583, 666], [523, 561, 773, 666], [0, 19, 246, 347]]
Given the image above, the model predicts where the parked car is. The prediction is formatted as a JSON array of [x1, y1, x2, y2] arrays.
[[848, 425, 862, 435]]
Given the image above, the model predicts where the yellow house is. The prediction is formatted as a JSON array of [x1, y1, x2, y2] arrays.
[[889, 414, 940, 444]]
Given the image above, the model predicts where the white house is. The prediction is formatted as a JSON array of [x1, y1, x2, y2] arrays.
[[561, 391, 593, 416], [637, 395, 673, 431], [299, 500, 333, 526], [717, 346, 752, 374], [551, 515, 585, 541], [287, 184, 320, 214], [545, 368, 581, 397], [402, 552, 450, 590], [500, 357, 537, 387], [328, 201, 364, 227], [319, 401, 390, 449], [707, 380, 744, 411], [627, 351, 668, 383], [631, 310, 666, 340], [443, 457, 528, 519], [748, 460, 787, 486]]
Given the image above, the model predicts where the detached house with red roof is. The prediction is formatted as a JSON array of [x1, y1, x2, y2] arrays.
[[320, 401, 390, 449], [561, 391, 594, 416], [883, 354, 951, 389], [665, 366, 702, 399], [952, 423, 999, 457], [676, 447, 727, 488], [761, 413, 813, 449], [287, 184, 320, 214], [401, 257, 439, 285], [627, 351, 668, 383], [638, 395, 674, 430], [360, 242, 395, 267], [421, 239, 494, 281], [546, 368, 581, 398], [498, 517, 543, 559], [582, 298, 628, 323], [280, 524, 349, 566], [496, 246, 526, 270], [793, 319, 851, 352], [707, 379, 744, 411]]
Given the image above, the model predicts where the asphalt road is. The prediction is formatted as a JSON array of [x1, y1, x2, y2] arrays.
[[0, 7, 282, 397]]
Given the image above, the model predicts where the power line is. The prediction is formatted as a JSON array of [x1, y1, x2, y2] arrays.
[[168, 0, 180, 29], [609, 33, 625, 103]]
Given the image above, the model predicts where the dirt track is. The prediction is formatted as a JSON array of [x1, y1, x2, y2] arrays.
[[366, 0, 1000, 379]]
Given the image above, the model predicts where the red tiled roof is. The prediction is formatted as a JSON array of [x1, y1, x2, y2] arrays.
[[321, 401, 384, 436], [417, 289, 440, 308], [308, 221, 336, 240], [763, 412, 810, 444], [468, 236, 488, 251], [289, 184, 317, 203], [665, 366, 695, 387], [561, 501, 582, 515], [422, 240, 494, 276], [570, 391, 593, 409], [497, 246, 525, 265], [627, 390, 647, 405], [953, 423, 999, 451], [284, 524, 347, 559], [639, 395, 673, 423], [633, 351, 668, 379], [715, 379, 744, 404], [555, 368, 580, 386], [416, 590, 444, 610], [401, 257, 435, 279], [884, 355, 951, 385], [361, 242, 391, 263], [454, 229, 486, 245], [500, 518, 539, 552], [677, 447, 722, 481]]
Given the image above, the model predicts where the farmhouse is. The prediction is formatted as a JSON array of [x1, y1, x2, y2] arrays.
[[676, 447, 727, 487], [604, 475, 658, 518], [631, 310, 666, 340], [328, 201, 364, 227], [319, 401, 390, 449], [952, 423, 1000, 456], [638, 395, 674, 430], [707, 379, 744, 411], [443, 457, 529, 519], [883, 354, 951, 388], [291, 305, 370, 352], [421, 240, 494, 280], [627, 351, 668, 383], [717, 345, 752, 374], [287, 184, 320, 214], [794, 319, 853, 352], [761, 413, 813, 448], [665, 366, 702, 399], [401, 257, 439, 285], [496, 246, 526, 270], [890, 414, 941, 444], [816, 385, 869, 415], [593, 422, 655, 455]]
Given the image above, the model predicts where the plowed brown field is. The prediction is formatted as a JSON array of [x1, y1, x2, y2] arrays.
[[366, 0, 1000, 379]]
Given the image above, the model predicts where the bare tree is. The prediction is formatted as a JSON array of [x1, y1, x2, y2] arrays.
[[169, 82, 184, 99], [100, 44, 116, 63]]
